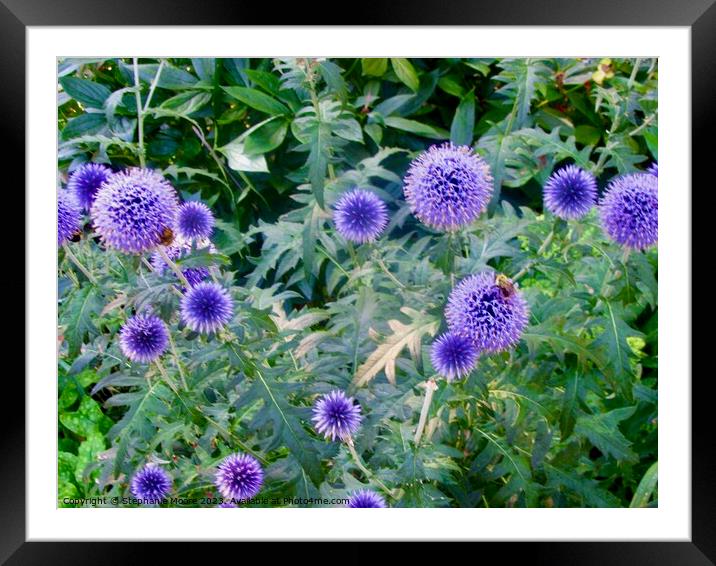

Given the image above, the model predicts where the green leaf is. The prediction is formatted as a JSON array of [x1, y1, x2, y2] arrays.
[[390, 58, 420, 92], [546, 465, 622, 507], [219, 136, 269, 173], [60, 396, 113, 438], [384, 117, 448, 140], [361, 58, 388, 77], [450, 90, 475, 146], [243, 118, 289, 156], [60, 286, 103, 357], [130, 62, 199, 90], [61, 113, 107, 140], [593, 301, 643, 386], [159, 91, 211, 115], [574, 406, 639, 463], [307, 123, 331, 208], [222, 86, 290, 116], [191, 58, 216, 82], [630, 462, 658, 507], [59, 77, 112, 109]]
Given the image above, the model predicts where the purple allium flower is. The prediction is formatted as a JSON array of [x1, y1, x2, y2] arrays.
[[180, 282, 234, 334], [647, 162, 658, 177], [347, 490, 387, 508], [90, 168, 179, 254], [214, 453, 264, 501], [312, 390, 362, 441], [333, 189, 389, 244], [543, 164, 597, 219], [217, 502, 237, 508], [130, 464, 172, 502], [67, 163, 112, 211], [445, 272, 529, 353], [430, 332, 479, 381], [177, 201, 215, 241], [151, 238, 210, 289], [58, 189, 82, 246], [599, 173, 658, 250], [119, 313, 169, 363], [403, 143, 493, 231]]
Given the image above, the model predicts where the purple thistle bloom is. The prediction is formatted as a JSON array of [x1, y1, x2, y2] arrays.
[[177, 201, 215, 241], [430, 332, 479, 381], [151, 238, 211, 289], [647, 162, 658, 177], [58, 189, 82, 246], [217, 502, 237, 508], [403, 143, 493, 231], [119, 313, 169, 363], [214, 453, 264, 501], [445, 272, 529, 353], [543, 164, 597, 219], [180, 282, 234, 334], [67, 163, 112, 211], [347, 490, 387, 508], [91, 168, 179, 254], [130, 464, 172, 502], [312, 390, 362, 441], [333, 189, 389, 244], [599, 173, 658, 250]]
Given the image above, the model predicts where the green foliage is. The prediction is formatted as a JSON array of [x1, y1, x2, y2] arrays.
[[57, 57, 658, 508]]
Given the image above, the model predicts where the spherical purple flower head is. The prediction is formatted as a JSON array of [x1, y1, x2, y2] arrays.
[[599, 173, 658, 250], [91, 168, 179, 254], [151, 238, 210, 289], [333, 189, 389, 244], [130, 464, 172, 502], [430, 332, 479, 381], [217, 502, 237, 508], [445, 272, 529, 353], [312, 390, 362, 441], [347, 490, 387, 508], [67, 162, 112, 211], [403, 143, 493, 231], [119, 313, 169, 363], [177, 201, 215, 241], [543, 164, 597, 219], [647, 162, 658, 177], [58, 189, 82, 246], [180, 282, 234, 334], [214, 453, 264, 501]]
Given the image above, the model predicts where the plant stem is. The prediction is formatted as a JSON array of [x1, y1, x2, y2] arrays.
[[414, 378, 438, 445], [63, 244, 98, 285], [141, 256, 183, 298], [133, 57, 146, 168], [375, 256, 405, 290], [143, 59, 165, 113], [154, 358, 178, 395], [345, 437, 395, 499], [167, 332, 188, 390], [156, 245, 190, 289]]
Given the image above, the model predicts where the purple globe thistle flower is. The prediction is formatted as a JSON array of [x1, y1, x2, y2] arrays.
[[430, 332, 479, 381], [119, 313, 169, 363], [312, 390, 362, 441], [214, 453, 264, 501], [347, 490, 387, 508], [151, 238, 210, 289], [599, 173, 658, 250], [177, 201, 215, 241], [217, 502, 237, 508], [543, 164, 597, 219], [180, 282, 234, 334], [403, 143, 493, 231], [445, 272, 529, 353], [647, 162, 658, 177], [333, 189, 389, 244], [58, 189, 82, 246], [91, 168, 179, 254], [130, 464, 172, 502], [67, 162, 112, 211]]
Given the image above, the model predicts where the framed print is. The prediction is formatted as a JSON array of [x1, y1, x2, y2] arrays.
[[8, 0, 708, 561]]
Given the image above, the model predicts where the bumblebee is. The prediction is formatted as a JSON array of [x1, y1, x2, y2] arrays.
[[158, 227, 175, 246], [495, 273, 516, 298]]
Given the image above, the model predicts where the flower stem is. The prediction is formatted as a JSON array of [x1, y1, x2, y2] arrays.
[[62, 244, 98, 285], [133, 57, 146, 168], [154, 358, 178, 395], [375, 256, 405, 290], [156, 245, 190, 289], [414, 378, 438, 445], [346, 437, 395, 499], [167, 332, 188, 390]]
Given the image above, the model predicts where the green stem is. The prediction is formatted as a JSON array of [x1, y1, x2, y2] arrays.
[[346, 437, 395, 499], [62, 244, 98, 285], [156, 245, 190, 289], [133, 57, 146, 168], [414, 378, 438, 445], [167, 332, 188, 390], [154, 358, 178, 395], [375, 256, 405, 290]]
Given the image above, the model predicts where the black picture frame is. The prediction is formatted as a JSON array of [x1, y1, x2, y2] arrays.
[[8, 0, 705, 562]]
